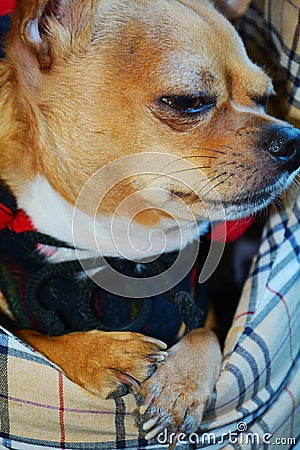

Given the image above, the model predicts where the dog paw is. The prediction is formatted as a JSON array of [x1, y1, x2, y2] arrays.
[[138, 329, 222, 441], [77, 331, 169, 398], [139, 358, 211, 440], [17, 329, 168, 399]]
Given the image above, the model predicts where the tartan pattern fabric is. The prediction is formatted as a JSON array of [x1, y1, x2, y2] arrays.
[[1, 1, 300, 449], [0, 190, 299, 450], [239, 0, 300, 128]]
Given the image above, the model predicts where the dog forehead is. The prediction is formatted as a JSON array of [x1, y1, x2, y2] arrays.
[[95, 0, 229, 47], [90, 0, 253, 93]]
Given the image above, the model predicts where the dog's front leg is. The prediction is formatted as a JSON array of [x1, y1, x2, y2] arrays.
[[139, 328, 222, 440], [16, 329, 168, 399]]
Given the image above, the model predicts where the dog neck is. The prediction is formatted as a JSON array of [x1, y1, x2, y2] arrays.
[[0, 178, 205, 341], [17, 175, 208, 262]]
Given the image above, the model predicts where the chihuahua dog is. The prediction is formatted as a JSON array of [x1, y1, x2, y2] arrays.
[[0, 0, 299, 442]]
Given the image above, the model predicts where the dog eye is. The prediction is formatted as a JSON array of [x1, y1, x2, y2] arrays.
[[160, 94, 215, 114]]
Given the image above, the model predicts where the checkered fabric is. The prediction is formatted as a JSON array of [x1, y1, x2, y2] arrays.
[[1, 188, 299, 450], [0, 1, 300, 449], [239, 0, 300, 128]]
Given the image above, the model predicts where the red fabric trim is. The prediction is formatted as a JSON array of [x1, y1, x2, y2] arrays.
[[0, 202, 13, 229], [0, 202, 34, 232], [0, 202, 254, 240], [58, 372, 66, 449], [208, 216, 256, 243], [0, 0, 15, 16], [10, 209, 34, 233]]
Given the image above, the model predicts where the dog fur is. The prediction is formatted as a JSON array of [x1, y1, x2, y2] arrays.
[[0, 0, 299, 441]]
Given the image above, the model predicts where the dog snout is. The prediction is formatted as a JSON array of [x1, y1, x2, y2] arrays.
[[261, 124, 300, 173]]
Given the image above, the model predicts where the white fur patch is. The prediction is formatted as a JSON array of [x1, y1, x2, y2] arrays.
[[17, 176, 203, 262]]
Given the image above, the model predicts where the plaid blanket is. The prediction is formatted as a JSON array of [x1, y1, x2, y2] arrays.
[[1, 188, 299, 450], [1, 1, 300, 449]]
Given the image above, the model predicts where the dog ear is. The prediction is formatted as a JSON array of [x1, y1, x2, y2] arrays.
[[10, 0, 66, 70], [214, 0, 250, 20], [7, 0, 97, 89]]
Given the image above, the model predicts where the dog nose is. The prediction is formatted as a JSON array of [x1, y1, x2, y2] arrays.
[[262, 125, 300, 173]]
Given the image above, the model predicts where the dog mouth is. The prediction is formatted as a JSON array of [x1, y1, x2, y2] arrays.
[[204, 190, 275, 219], [170, 172, 296, 220], [227, 172, 297, 214]]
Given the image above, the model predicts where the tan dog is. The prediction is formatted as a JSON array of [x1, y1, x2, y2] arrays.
[[0, 0, 299, 443]]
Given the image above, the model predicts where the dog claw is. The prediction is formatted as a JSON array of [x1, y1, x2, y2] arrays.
[[142, 415, 160, 431], [145, 423, 165, 440], [139, 394, 154, 415], [116, 372, 141, 393], [147, 352, 168, 362], [139, 404, 148, 415], [178, 414, 197, 434], [142, 336, 167, 350]]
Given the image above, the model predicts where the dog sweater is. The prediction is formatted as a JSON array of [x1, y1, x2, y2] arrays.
[[0, 182, 209, 345]]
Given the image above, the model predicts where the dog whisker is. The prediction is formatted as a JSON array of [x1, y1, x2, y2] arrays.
[[150, 149, 227, 177], [182, 146, 226, 155], [204, 161, 240, 176], [199, 173, 235, 201], [220, 144, 235, 151], [227, 126, 256, 138], [109, 163, 214, 198], [273, 196, 283, 209], [151, 150, 224, 174], [166, 165, 211, 175], [101, 148, 238, 199], [187, 171, 229, 210], [195, 171, 229, 196]]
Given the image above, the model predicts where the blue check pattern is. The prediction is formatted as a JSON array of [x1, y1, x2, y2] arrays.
[[0, 191, 298, 450]]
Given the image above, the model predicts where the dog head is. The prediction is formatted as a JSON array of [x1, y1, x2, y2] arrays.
[[1, 0, 299, 256]]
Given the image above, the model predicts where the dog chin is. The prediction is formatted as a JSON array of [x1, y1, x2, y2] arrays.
[[222, 172, 298, 220]]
